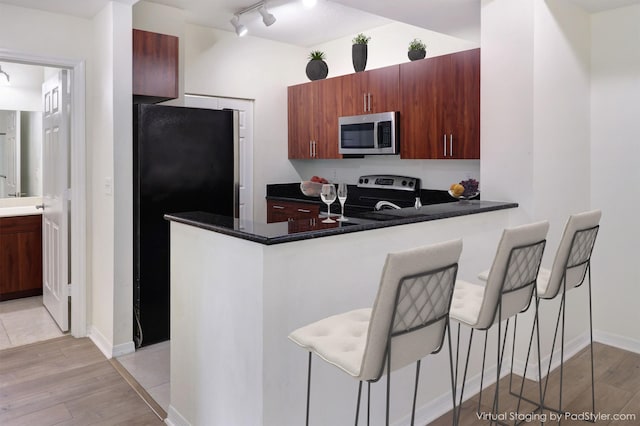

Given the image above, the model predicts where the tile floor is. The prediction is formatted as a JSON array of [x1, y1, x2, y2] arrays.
[[0, 296, 65, 350], [117, 340, 171, 413]]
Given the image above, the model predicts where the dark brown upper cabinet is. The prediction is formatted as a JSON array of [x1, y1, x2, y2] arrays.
[[133, 29, 179, 104], [400, 48, 480, 159]]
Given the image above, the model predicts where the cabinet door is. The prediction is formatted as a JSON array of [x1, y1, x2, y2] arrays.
[[0, 215, 43, 301], [133, 29, 179, 104], [341, 66, 399, 116], [288, 83, 315, 159], [445, 48, 480, 159], [288, 79, 342, 160], [365, 66, 400, 114], [400, 50, 480, 159], [400, 55, 449, 159], [267, 200, 320, 223], [315, 77, 342, 159]]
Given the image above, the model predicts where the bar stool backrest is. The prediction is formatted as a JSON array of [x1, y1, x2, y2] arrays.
[[543, 210, 601, 299], [477, 221, 549, 330], [359, 239, 462, 382]]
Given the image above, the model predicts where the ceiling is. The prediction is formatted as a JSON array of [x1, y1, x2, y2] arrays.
[[1, 0, 640, 47]]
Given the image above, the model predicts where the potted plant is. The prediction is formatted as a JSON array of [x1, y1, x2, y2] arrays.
[[305, 50, 328, 81], [352, 33, 370, 72], [408, 38, 426, 61]]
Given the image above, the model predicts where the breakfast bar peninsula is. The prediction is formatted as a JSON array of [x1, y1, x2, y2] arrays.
[[164, 200, 517, 426]]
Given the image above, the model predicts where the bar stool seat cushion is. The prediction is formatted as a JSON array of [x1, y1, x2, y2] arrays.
[[450, 280, 484, 327], [289, 308, 372, 377]]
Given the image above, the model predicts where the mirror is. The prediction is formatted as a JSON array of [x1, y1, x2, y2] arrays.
[[0, 109, 43, 198]]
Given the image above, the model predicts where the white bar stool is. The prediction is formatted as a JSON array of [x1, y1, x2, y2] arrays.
[[449, 221, 549, 426], [498, 210, 601, 421], [288, 239, 462, 425]]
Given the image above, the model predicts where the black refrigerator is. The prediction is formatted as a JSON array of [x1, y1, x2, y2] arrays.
[[133, 104, 238, 347]]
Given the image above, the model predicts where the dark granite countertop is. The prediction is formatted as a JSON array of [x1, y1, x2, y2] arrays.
[[165, 200, 518, 246]]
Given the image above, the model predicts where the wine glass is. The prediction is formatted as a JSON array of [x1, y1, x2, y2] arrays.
[[320, 184, 337, 223], [337, 183, 348, 222]]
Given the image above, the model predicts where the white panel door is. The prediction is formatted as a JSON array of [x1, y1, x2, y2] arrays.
[[184, 95, 254, 228], [42, 70, 70, 332]]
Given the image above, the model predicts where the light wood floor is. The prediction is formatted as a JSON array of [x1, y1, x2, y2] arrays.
[[429, 342, 640, 425], [1, 338, 638, 425], [0, 336, 163, 425]]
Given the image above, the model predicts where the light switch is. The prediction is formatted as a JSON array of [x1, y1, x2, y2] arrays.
[[104, 177, 113, 195]]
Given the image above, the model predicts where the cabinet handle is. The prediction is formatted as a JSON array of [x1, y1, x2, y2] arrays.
[[450, 134, 453, 157], [297, 209, 311, 213], [313, 140, 317, 158], [309, 140, 313, 158], [363, 93, 367, 112], [272, 205, 285, 209], [443, 134, 447, 156], [368, 93, 372, 112]]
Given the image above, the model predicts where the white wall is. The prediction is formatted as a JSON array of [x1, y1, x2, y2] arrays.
[[590, 4, 640, 349], [91, 1, 134, 355], [481, 0, 594, 370], [0, 62, 43, 111], [307, 21, 479, 80], [0, 1, 136, 356]]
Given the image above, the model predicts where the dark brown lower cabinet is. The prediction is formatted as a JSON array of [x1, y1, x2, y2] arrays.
[[0, 215, 43, 301]]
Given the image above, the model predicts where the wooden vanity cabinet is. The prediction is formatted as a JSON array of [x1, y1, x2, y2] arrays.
[[133, 29, 179, 104], [288, 78, 342, 159], [340, 65, 400, 116], [400, 48, 480, 159], [0, 215, 43, 301], [266, 200, 320, 223]]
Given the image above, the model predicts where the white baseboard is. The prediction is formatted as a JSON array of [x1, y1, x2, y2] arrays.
[[88, 326, 135, 359], [113, 340, 135, 357], [594, 330, 640, 354], [511, 332, 590, 381], [89, 326, 113, 359], [165, 406, 191, 426]]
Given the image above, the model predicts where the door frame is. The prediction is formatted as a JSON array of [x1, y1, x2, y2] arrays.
[[0, 49, 87, 338]]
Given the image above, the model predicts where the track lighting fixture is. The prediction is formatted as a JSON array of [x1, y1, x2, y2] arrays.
[[230, 15, 248, 37], [0, 65, 9, 85], [258, 5, 276, 27], [230, 1, 276, 37]]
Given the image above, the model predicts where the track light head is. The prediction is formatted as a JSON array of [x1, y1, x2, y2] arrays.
[[259, 6, 276, 27], [0, 66, 9, 85], [230, 15, 248, 37]]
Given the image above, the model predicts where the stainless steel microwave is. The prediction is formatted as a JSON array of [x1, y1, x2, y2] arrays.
[[339, 111, 399, 155]]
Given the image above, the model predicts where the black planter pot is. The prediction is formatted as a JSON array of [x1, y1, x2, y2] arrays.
[[352, 44, 368, 72], [305, 59, 328, 81], [408, 49, 426, 61]]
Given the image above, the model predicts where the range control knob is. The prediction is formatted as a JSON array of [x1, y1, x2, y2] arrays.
[[364, 178, 369, 184], [402, 180, 407, 186], [359, 178, 364, 184], [409, 181, 415, 187]]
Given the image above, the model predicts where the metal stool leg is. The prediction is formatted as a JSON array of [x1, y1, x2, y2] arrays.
[[478, 330, 489, 414], [456, 327, 475, 425], [306, 352, 312, 426], [411, 360, 421, 425], [446, 321, 458, 426], [355, 381, 363, 425]]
